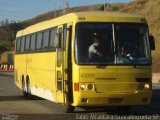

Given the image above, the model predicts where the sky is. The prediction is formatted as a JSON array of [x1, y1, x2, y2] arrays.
[[0, 0, 132, 21]]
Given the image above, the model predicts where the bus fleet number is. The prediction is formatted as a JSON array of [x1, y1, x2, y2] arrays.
[[80, 74, 95, 79]]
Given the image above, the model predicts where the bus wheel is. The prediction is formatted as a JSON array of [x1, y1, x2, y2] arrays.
[[62, 103, 74, 113], [22, 80, 28, 98], [26, 79, 33, 99]]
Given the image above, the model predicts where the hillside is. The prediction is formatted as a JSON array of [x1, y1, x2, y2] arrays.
[[0, 0, 160, 72], [0, 3, 126, 50], [118, 0, 160, 72]]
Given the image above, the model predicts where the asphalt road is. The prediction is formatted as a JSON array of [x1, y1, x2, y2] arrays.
[[0, 71, 160, 120]]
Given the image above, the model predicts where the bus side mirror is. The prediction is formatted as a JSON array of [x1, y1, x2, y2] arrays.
[[149, 34, 155, 50]]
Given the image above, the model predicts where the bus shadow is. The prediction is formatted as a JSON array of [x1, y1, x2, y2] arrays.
[[75, 107, 160, 115], [0, 96, 26, 101], [29, 95, 45, 100], [150, 89, 160, 110], [0, 95, 44, 101]]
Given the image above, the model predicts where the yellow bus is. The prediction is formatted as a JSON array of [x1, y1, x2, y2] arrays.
[[14, 11, 155, 113]]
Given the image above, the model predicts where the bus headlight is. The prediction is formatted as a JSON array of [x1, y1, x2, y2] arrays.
[[87, 84, 94, 90], [80, 84, 86, 90], [138, 83, 144, 90], [144, 83, 150, 90]]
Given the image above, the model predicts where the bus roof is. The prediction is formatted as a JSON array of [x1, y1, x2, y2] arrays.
[[16, 11, 146, 37]]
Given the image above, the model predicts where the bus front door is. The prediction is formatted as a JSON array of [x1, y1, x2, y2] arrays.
[[55, 26, 65, 103]]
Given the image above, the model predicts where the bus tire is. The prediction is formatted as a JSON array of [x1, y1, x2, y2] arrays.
[[62, 103, 74, 113], [26, 78, 33, 99], [22, 80, 28, 98]]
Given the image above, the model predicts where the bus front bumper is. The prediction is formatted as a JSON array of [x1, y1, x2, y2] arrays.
[[72, 91, 151, 107]]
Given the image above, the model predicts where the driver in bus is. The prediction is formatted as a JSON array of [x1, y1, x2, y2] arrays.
[[88, 36, 104, 62]]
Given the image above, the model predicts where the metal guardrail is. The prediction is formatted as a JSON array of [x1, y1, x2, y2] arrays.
[[0, 64, 14, 71]]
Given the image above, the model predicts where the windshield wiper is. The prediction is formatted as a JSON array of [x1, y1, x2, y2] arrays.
[[96, 64, 107, 68], [126, 55, 137, 68]]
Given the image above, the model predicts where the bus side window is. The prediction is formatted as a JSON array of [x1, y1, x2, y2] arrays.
[[25, 35, 31, 52], [16, 38, 21, 53], [49, 28, 57, 51], [56, 27, 63, 49], [36, 32, 43, 51], [30, 34, 36, 52], [43, 30, 50, 50], [20, 37, 25, 53]]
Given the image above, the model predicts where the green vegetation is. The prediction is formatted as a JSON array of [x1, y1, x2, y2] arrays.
[[0, 0, 159, 72]]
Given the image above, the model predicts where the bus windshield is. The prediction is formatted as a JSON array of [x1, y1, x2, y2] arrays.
[[75, 23, 150, 65]]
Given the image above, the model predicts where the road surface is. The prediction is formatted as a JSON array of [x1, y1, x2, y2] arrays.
[[0, 71, 160, 120]]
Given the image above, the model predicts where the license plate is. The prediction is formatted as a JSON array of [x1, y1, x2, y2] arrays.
[[109, 98, 123, 103]]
